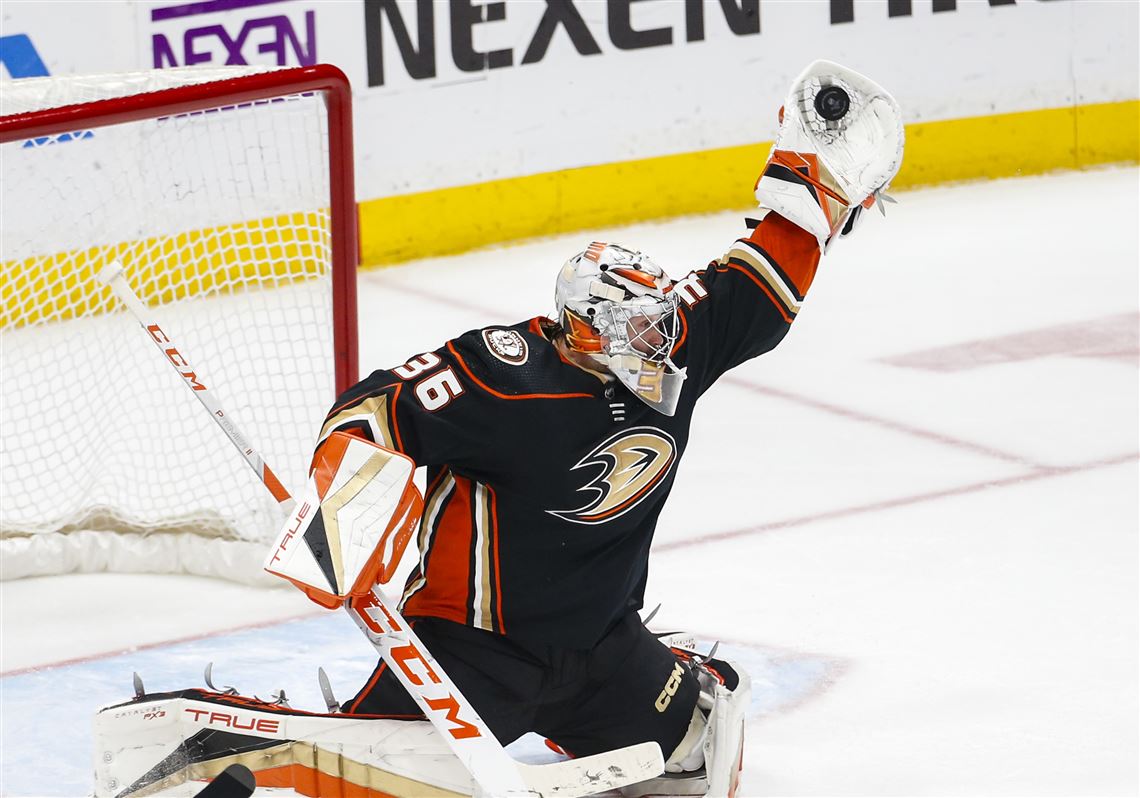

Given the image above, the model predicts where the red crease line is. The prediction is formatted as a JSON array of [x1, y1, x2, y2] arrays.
[[0, 608, 326, 678]]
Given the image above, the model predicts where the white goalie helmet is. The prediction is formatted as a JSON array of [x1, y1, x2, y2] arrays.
[[555, 242, 687, 416]]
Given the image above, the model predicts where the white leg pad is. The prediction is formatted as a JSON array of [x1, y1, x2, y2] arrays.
[[93, 691, 471, 797], [620, 659, 752, 797], [703, 665, 751, 797]]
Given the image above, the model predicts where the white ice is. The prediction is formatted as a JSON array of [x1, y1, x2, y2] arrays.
[[1, 167, 1137, 796]]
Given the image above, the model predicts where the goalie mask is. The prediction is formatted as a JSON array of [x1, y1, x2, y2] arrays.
[[555, 242, 687, 416]]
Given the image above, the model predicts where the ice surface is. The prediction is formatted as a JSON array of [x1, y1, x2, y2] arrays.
[[1, 168, 1137, 796]]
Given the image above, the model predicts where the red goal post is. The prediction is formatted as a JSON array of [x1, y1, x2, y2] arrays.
[[0, 65, 359, 583]]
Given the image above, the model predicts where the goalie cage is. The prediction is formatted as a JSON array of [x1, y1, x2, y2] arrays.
[[0, 65, 358, 585]]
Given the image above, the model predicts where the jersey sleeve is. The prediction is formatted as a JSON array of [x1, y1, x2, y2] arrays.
[[672, 211, 822, 394], [312, 345, 478, 470]]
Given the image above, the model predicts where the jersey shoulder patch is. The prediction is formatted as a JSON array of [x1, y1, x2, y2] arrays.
[[479, 327, 529, 366], [449, 318, 593, 399]]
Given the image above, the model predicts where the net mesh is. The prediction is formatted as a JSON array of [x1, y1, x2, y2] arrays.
[[1, 69, 340, 583]]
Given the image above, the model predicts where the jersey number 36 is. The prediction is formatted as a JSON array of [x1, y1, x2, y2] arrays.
[[394, 353, 465, 412]]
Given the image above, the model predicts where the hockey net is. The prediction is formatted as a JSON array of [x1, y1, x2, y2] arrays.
[[0, 65, 357, 584]]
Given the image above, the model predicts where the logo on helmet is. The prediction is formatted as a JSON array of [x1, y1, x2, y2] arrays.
[[548, 427, 676, 524], [482, 329, 528, 365], [583, 241, 608, 263]]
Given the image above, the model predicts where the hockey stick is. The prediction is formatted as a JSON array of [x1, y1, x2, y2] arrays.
[[96, 263, 292, 508], [98, 261, 664, 798]]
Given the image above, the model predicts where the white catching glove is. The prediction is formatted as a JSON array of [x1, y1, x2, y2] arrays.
[[754, 59, 905, 251]]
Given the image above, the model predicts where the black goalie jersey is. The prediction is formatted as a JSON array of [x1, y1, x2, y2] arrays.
[[316, 213, 821, 648]]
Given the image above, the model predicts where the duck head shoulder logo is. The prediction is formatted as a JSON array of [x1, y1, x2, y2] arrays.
[[482, 328, 528, 365], [548, 427, 677, 525]]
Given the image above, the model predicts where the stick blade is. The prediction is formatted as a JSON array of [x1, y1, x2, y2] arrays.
[[194, 764, 256, 798], [517, 741, 663, 798]]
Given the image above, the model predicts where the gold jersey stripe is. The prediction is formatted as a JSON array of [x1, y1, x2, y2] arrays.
[[472, 481, 495, 632], [719, 242, 802, 314], [318, 393, 397, 452], [400, 470, 456, 609]]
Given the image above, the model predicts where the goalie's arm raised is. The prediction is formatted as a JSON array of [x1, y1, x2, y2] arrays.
[[673, 210, 822, 396]]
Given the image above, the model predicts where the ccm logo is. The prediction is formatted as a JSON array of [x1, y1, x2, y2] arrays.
[[185, 708, 279, 734], [268, 502, 311, 565], [655, 662, 685, 712], [351, 590, 481, 740], [146, 324, 206, 391]]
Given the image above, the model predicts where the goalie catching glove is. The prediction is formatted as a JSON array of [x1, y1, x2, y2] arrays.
[[264, 431, 423, 608], [754, 59, 904, 251]]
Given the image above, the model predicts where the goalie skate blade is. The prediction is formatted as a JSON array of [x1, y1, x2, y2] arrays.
[[193, 764, 255, 798], [518, 741, 664, 798]]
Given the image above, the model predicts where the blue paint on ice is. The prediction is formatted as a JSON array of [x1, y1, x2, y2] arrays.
[[0, 621, 838, 796]]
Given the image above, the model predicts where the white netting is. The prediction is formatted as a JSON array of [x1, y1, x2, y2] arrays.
[[0, 68, 342, 584], [0, 66, 271, 115]]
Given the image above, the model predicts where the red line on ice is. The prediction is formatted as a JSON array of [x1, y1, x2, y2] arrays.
[[0, 609, 323, 677], [654, 452, 1138, 554], [879, 313, 1139, 371], [723, 376, 1048, 470]]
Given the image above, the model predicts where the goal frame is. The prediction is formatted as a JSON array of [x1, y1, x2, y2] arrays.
[[0, 63, 359, 391]]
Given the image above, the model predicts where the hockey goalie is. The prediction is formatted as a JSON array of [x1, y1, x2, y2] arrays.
[[94, 60, 903, 797]]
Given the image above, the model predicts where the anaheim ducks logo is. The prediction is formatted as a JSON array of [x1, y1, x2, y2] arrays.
[[549, 427, 677, 525], [482, 328, 528, 365]]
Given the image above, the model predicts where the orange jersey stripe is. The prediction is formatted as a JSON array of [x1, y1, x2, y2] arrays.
[[447, 341, 594, 401], [745, 213, 821, 298], [671, 306, 690, 355], [402, 476, 474, 626], [346, 660, 389, 714], [488, 484, 506, 634], [714, 261, 796, 324]]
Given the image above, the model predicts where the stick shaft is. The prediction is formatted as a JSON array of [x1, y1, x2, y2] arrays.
[[98, 262, 292, 506], [97, 261, 530, 795]]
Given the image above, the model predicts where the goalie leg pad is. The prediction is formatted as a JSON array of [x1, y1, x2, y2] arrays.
[[703, 660, 751, 797], [755, 59, 904, 250], [620, 654, 751, 798], [93, 688, 472, 798]]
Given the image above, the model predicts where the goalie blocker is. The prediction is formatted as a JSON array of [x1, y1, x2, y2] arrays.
[[264, 430, 423, 607]]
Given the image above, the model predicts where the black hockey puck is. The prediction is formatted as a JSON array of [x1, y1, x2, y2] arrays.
[[814, 85, 850, 121]]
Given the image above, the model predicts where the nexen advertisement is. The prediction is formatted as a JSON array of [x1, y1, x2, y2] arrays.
[[149, 0, 318, 68], [2, 0, 1137, 205]]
